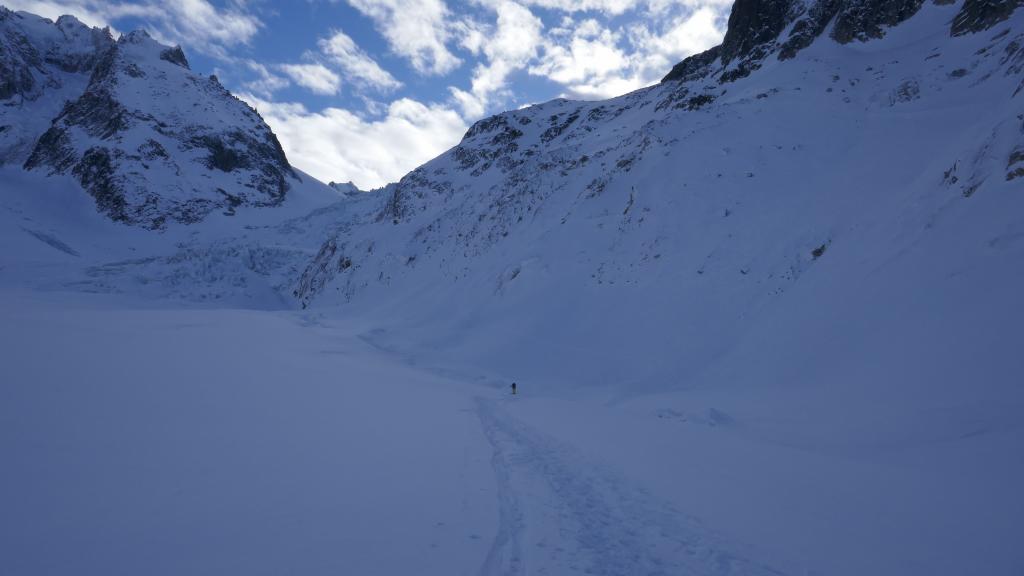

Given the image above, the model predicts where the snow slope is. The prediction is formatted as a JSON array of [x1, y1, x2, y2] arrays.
[[296, 1, 1024, 393], [0, 164, 344, 308]]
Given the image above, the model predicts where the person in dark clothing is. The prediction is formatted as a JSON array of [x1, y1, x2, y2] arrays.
[[511, 382, 517, 395]]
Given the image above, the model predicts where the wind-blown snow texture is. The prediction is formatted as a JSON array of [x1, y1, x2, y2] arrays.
[[2, 2, 1024, 575]]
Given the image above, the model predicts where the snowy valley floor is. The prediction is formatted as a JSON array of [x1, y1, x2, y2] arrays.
[[2, 290, 1022, 576]]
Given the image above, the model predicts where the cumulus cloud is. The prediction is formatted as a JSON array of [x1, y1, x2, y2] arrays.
[[241, 94, 468, 189], [154, 0, 262, 57], [319, 29, 402, 91], [279, 62, 343, 95], [449, 0, 542, 118], [627, 5, 727, 76], [529, 4, 726, 99], [345, 0, 461, 75], [243, 61, 290, 98], [529, 19, 627, 86], [448, 0, 727, 110]]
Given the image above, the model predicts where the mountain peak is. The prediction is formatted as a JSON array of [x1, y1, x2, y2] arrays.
[[664, 0, 1021, 84], [118, 28, 151, 44], [0, 10, 296, 228]]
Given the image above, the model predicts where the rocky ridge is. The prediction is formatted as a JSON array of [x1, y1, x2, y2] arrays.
[[0, 8, 297, 228], [663, 0, 1022, 83], [294, 0, 1024, 311]]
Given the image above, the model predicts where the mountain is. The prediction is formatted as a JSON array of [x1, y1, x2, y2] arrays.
[[1, 0, 1021, 384], [2, 4, 1023, 575], [328, 180, 363, 197], [0, 10, 110, 161], [293, 0, 1024, 391], [0, 8, 298, 228], [663, 0, 1024, 84]]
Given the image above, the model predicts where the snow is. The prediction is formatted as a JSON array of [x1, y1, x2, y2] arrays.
[[0, 11, 101, 164], [2, 2, 1024, 575], [3, 283, 1021, 575], [0, 165, 343, 306], [293, 1, 1024, 395], [0, 291, 497, 576]]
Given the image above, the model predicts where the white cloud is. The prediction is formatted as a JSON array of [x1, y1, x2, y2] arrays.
[[1, 0, 263, 59], [345, 0, 461, 75], [449, 86, 486, 118], [449, 0, 542, 118], [279, 62, 343, 95], [449, 0, 727, 110], [642, 0, 734, 15], [0, 0, 152, 30], [626, 6, 725, 80], [529, 18, 627, 85], [528, 5, 726, 99], [243, 61, 290, 97], [319, 29, 402, 91], [516, 0, 638, 16], [241, 94, 468, 189], [158, 0, 261, 51]]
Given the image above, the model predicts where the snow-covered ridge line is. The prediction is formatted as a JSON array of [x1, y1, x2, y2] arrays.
[[0, 7, 298, 228], [662, 0, 1021, 84], [288, 1, 1023, 393]]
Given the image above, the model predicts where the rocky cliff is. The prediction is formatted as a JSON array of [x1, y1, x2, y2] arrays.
[[1, 8, 297, 228], [663, 0, 1021, 83]]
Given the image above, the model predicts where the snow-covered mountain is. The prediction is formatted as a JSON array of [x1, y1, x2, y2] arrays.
[[294, 0, 1024, 391], [2, 3, 1023, 575], [0, 7, 299, 228]]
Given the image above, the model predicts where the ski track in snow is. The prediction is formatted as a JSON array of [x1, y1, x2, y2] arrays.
[[474, 398, 787, 576]]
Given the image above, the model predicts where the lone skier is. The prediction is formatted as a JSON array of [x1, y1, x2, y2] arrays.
[[511, 382, 517, 395]]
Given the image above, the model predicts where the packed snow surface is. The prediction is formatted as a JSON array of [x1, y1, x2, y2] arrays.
[[2, 286, 1022, 576]]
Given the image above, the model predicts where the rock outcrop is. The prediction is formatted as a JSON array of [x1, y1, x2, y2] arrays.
[[2, 9, 297, 228], [663, 0, 1020, 83]]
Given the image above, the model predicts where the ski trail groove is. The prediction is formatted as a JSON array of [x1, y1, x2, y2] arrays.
[[475, 398, 788, 576]]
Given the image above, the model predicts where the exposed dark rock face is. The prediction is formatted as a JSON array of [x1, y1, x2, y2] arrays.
[[720, 0, 795, 64], [831, 0, 926, 43], [0, 8, 105, 100], [664, 0, 929, 84], [159, 45, 189, 68], [0, 24, 38, 100], [778, 0, 842, 59], [952, 0, 1024, 36], [1008, 147, 1024, 179], [661, 45, 721, 83], [194, 134, 251, 172], [72, 147, 128, 222], [5, 11, 298, 228], [48, 16, 112, 73], [0, 9, 114, 102], [0, 57, 35, 100], [663, 0, 1021, 85], [294, 238, 342, 307]]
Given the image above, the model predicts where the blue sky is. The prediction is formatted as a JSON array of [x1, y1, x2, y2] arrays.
[[7, 0, 731, 188]]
